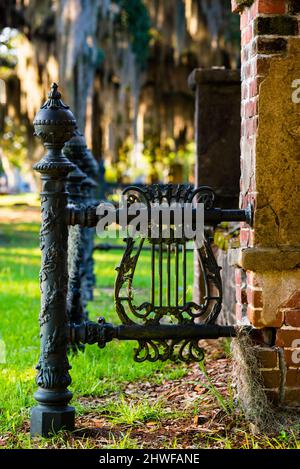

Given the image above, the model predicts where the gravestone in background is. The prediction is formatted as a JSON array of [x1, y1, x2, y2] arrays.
[[189, 68, 241, 318]]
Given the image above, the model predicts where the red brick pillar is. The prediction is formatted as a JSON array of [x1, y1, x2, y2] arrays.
[[231, 0, 300, 406]]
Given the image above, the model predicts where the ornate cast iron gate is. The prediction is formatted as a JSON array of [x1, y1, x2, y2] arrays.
[[30, 84, 253, 437]]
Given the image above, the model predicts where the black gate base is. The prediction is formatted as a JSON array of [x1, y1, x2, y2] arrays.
[[30, 405, 75, 438]]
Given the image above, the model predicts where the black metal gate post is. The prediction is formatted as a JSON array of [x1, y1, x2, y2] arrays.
[[64, 133, 98, 308], [80, 146, 98, 303], [64, 132, 90, 327], [83, 149, 99, 300], [66, 159, 87, 348], [30, 84, 77, 437]]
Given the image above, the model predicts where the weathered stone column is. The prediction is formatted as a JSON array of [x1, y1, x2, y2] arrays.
[[188, 68, 241, 308], [30, 84, 76, 436], [232, 0, 300, 406], [189, 68, 241, 208]]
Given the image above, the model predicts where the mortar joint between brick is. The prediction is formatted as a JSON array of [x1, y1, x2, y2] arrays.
[[260, 367, 280, 372], [281, 325, 300, 331], [247, 285, 263, 292], [278, 347, 287, 404]]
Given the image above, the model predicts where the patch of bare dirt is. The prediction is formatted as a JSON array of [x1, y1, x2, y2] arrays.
[[0, 206, 40, 223], [55, 339, 251, 448]]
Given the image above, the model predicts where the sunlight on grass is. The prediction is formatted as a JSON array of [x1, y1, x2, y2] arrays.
[[0, 193, 40, 207], [1, 367, 36, 384], [83, 398, 174, 426], [105, 432, 140, 449]]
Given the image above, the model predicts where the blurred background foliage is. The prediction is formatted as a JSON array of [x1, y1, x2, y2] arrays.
[[0, 0, 240, 192]]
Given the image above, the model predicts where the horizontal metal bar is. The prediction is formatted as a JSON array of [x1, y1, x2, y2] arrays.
[[94, 244, 190, 252], [204, 207, 252, 224], [114, 324, 242, 340], [70, 321, 245, 344], [69, 204, 253, 228], [115, 207, 251, 226], [93, 243, 127, 251]]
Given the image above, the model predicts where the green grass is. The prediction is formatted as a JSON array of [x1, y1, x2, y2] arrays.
[[198, 362, 234, 416], [2, 430, 141, 449], [91, 398, 176, 426], [0, 220, 190, 446], [0, 193, 40, 207]]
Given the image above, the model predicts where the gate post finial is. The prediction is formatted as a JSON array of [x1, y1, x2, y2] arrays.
[[30, 83, 76, 437]]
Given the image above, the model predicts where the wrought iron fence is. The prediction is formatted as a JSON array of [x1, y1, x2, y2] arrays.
[[30, 83, 254, 437]]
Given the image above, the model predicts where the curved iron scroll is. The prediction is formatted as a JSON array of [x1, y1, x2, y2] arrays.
[[114, 184, 222, 363]]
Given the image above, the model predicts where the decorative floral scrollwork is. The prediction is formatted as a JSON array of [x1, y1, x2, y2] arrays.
[[134, 340, 170, 362], [133, 338, 205, 363], [177, 339, 205, 363], [114, 184, 222, 364], [36, 358, 71, 389]]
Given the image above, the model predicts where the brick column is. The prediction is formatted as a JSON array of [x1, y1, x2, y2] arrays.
[[231, 0, 300, 406]]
